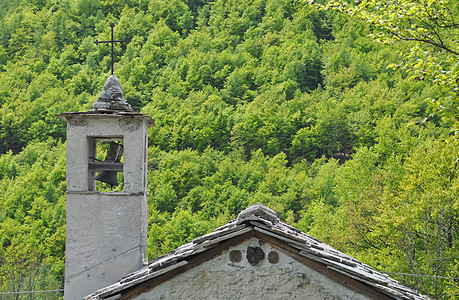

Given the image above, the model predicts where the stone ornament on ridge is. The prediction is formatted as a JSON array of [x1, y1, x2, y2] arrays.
[[236, 203, 280, 225], [93, 75, 132, 111]]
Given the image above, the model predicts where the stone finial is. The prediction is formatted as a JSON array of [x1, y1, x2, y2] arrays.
[[93, 75, 132, 111], [237, 203, 279, 225]]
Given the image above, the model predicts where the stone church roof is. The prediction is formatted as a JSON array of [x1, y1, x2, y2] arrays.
[[85, 204, 428, 300]]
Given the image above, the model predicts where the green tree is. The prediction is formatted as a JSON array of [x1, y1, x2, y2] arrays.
[[313, 0, 459, 129]]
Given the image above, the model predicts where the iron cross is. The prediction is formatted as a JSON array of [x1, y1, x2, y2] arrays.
[[95, 23, 130, 75]]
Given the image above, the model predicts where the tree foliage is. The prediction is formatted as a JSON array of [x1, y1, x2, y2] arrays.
[[0, 0, 456, 298], [313, 0, 459, 129]]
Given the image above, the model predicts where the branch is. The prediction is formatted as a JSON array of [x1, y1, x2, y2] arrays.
[[388, 29, 459, 55]]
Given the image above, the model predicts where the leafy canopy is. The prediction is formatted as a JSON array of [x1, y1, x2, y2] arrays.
[[311, 0, 459, 128]]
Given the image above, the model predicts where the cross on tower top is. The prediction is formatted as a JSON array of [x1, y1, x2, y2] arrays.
[[95, 23, 130, 75]]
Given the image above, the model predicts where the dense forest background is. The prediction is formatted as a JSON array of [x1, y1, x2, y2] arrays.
[[0, 0, 458, 298]]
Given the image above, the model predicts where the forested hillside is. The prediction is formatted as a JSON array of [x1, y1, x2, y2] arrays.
[[0, 0, 457, 298]]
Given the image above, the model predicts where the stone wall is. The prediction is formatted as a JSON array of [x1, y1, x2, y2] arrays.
[[134, 238, 372, 300]]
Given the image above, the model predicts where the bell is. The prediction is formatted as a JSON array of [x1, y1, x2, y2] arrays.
[[95, 170, 119, 186], [95, 142, 123, 187]]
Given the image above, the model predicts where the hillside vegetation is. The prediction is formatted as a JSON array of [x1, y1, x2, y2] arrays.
[[0, 0, 458, 298]]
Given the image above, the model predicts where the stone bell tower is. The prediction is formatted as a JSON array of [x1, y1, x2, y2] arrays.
[[57, 75, 154, 300]]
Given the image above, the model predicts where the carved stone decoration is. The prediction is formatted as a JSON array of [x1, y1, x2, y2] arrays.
[[68, 117, 88, 127], [268, 250, 279, 264], [246, 246, 265, 266], [119, 119, 140, 131], [93, 75, 132, 111], [229, 250, 242, 263]]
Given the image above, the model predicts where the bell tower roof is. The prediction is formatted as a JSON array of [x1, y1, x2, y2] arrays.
[[92, 75, 132, 111], [56, 75, 154, 125]]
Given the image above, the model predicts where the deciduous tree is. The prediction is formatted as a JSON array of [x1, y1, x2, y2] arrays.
[[312, 0, 458, 129]]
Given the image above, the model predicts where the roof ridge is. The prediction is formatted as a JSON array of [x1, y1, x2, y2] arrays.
[[236, 203, 279, 225]]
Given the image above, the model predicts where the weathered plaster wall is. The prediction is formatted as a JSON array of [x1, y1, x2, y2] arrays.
[[134, 238, 373, 300], [64, 115, 149, 300], [65, 193, 147, 277]]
